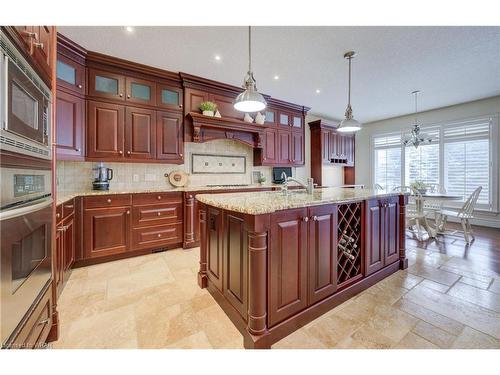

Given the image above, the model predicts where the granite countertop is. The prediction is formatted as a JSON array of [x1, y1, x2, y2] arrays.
[[196, 188, 403, 215], [55, 183, 299, 205]]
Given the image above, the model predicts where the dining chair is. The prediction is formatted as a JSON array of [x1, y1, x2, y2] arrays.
[[393, 186, 428, 239], [373, 183, 384, 190], [423, 184, 447, 226], [438, 186, 482, 243]]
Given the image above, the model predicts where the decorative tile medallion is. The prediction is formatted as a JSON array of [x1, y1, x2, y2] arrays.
[[191, 153, 246, 174]]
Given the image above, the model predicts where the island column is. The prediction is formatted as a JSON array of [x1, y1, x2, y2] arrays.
[[198, 204, 208, 288], [399, 194, 409, 270]]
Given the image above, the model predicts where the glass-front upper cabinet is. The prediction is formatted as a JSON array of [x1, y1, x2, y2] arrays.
[[279, 112, 290, 128], [156, 84, 183, 111], [292, 115, 303, 130], [264, 109, 276, 126], [88, 68, 125, 101], [56, 53, 85, 95], [126, 77, 156, 106]]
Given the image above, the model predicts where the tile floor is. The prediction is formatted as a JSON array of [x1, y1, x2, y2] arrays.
[[52, 246, 500, 349]]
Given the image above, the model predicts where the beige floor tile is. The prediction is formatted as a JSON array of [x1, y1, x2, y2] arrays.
[[408, 264, 461, 286], [442, 258, 500, 280], [393, 332, 439, 349], [194, 304, 243, 348], [488, 279, 500, 295], [439, 265, 494, 284], [404, 284, 500, 339], [57, 289, 107, 322], [340, 325, 396, 349], [273, 329, 327, 349], [165, 331, 213, 349], [393, 299, 465, 336], [411, 321, 457, 348], [451, 327, 500, 349], [460, 276, 491, 290], [305, 313, 363, 347], [447, 282, 500, 313], [419, 279, 450, 293], [377, 270, 423, 290], [363, 304, 419, 342]]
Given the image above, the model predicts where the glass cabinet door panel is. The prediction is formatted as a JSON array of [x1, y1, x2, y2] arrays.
[[161, 89, 179, 106], [280, 113, 289, 126], [56, 60, 76, 85], [131, 83, 151, 101], [95, 76, 119, 94], [265, 110, 275, 123], [293, 116, 302, 128]]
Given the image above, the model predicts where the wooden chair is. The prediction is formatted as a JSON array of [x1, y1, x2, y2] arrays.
[[393, 186, 430, 239], [438, 186, 482, 243], [423, 184, 447, 226]]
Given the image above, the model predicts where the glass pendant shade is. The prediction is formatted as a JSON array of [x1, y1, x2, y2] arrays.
[[338, 117, 362, 132], [338, 51, 362, 132]]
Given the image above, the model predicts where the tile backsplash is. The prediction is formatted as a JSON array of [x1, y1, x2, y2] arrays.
[[56, 139, 287, 193]]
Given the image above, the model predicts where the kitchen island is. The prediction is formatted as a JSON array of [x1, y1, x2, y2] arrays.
[[196, 187, 408, 349]]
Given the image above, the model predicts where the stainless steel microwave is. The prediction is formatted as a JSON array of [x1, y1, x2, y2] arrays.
[[0, 30, 52, 160]]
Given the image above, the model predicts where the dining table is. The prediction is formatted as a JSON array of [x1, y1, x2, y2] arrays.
[[414, 192, 463, 238]]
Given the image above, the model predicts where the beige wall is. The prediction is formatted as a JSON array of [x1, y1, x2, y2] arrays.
[[355, 95, 500, 227]]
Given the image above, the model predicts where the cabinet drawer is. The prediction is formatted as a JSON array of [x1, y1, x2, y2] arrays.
[[132, 202, 183, 228], [132, 223, 182, 250], [84, 194, 132, 208], [8, 284, 52, 349], [132, 192, 182, 205], [62, 198, 75, 219]]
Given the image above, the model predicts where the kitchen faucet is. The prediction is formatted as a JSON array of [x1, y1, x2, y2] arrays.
[[280, 172, 315, 194]]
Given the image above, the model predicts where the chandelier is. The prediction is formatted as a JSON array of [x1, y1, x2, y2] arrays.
[[402, 90, 432, 148]]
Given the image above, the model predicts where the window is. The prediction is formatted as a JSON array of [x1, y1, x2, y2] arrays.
[[373, 134, 402, 191], [372, 116, 496, 210], [405, 128, 440, 186], [443, 120, 491, 207]]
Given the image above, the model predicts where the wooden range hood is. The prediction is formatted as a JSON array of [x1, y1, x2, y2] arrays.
[[187, 112, 266, 149]]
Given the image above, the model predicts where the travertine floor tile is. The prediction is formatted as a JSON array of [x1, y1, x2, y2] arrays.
[[439, 265, 493, 285], [393, 332, 439, 349], [451, 327, 500, 349], [408, 264, 461, 286], [488, 279, 500, 295], [447, 282, 500, 313], [165, 332, 213, 349], [305, 313, 363, 347], [272, 329, 327, 349], [419, 279, 450, 293], [411, 321, 457, 348], [460, 276, 491, 290]]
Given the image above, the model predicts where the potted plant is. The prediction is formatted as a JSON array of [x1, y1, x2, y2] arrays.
[[199, 101, 217, 117], [258, 175, 267, 186], [410, 180, 428, 195]]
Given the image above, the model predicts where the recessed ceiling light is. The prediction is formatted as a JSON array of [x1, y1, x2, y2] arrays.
[[273, 75, 279, 80], [214, 55, 221, 61], [316, 89, 321, 94], [125, 26, 134, 33]]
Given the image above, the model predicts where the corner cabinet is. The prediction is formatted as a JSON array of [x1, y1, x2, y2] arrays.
[[365, 197, 400, 276], [156, 111, 184, 163]]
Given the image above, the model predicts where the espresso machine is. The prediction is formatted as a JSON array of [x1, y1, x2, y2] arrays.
[[92, 162, 113, 190]]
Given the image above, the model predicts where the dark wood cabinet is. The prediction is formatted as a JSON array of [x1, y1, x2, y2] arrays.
[[365, 197, 400, 276], [55, 221, 64, 294], [184, 88, 210, 114], [83, 206, 131, 259], [125, 106, 156, 160], [63, 215, 75, 277], [156, 83, 183, 111], [56, 52, 85, 95], [262, 128, 278, 165], [156, 110, 183, 163], [269, 208, 308, 327], [210, 93, 240, 119], [87, 100, 125, 159], [292, 131, 304, 165], [88, 68, 126, 101], [125, 76, 156, 106], [308, 205, 338, 304], [278, 130, 291, 165], [206, 207, 223, 292], [278, 111, 291, 128], [55, 200, 75, 296], [56, 90, 85, 160], [32, 26, 52, 75]]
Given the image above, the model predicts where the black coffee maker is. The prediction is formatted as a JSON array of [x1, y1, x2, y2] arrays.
[[92, 162, 113, 190]]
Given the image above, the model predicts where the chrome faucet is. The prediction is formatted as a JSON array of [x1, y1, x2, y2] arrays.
[[280, 172, 315, 195]]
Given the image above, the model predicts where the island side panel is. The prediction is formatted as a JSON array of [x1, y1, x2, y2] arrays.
[[198, 202, 208, 288], [399, 194, 409, 269]]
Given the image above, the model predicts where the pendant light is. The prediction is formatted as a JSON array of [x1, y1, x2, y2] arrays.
[[338, 51, 362, 132], [402, 90, 432, 149], [233, 26, 267, 112]]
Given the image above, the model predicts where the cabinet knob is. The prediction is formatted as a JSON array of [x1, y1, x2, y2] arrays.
[[312, 216, 318, 221], [157, 212, 161, 216], [56, 213, 61, 218], [157, 233, 162, 238], [178, 105, 183, 109], [75, 148, 80, 152], [107, 198, 112, 203], [157, 195, 162, 200], [126, 151, 131, 155], [118, 150, 123, 155], [126, 210, 130, 215], [127, 95, 131, 99], [119, 93, 123, 97], [77, 84, 82, 89], [302, 216, 309, 222], [179, 153, 183, 157]]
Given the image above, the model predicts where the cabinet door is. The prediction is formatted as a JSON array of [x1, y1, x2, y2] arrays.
[[125, 106, 156, 160], [264, 109, 277, 126], [278, 130, 291, 164], [365, 199, 384, 276], [87, 101, 125, 159], [56, 53, 85, 95], [278, 111, 291, 129], [31, 26, 52, 79], [321, 129, 330, 163], [83, 206, 130, 259], [384, 198, 400, 265], [157, 84, 183, 111], [209, 93, 240, 119], [55, 224, 64, 295], [292, 131, 304, 165], [329, 131, 338, 158], [206, 207, 223, 292], [308, 205, 338, 304], [184, 88, 209, 113], [56, 91, 85, 160], [63, 215, 75, 272], [88, 68, 125, 101], [262, 128, 278, 164], [291, 114, 303, 130], [125, 77, 156, 106], [156, 111, 183, 162], [269, 208, 308, 327]]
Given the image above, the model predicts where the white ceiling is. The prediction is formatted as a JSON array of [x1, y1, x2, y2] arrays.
[[58, 26, 500, 122]]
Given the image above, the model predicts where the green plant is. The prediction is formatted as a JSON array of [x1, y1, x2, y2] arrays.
[[258, 175, 266, 183], [410, 180, 427, 190], [199, 101, 217, 112]]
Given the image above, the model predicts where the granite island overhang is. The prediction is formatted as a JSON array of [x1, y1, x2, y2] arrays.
[[195, 188, 409, 349]]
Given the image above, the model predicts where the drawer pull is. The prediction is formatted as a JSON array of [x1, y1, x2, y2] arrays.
[[56, 213, 61, 218], [157, 196, 162, 200], [107, 198, 112, 203], [77, 84, 83, 89], [64, 205, 74, 209], [157, 234, 162, 238], [157, 212, 161, 216], [38, 318, 50, 325], [126, 210, 130, 215]]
